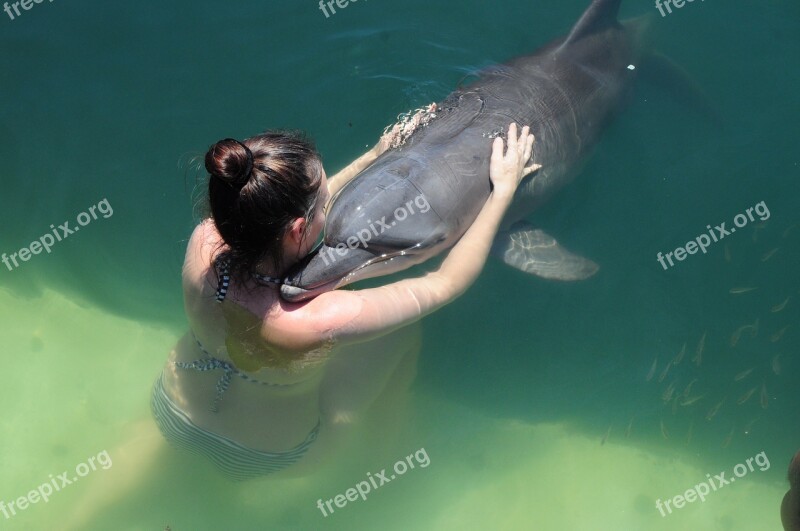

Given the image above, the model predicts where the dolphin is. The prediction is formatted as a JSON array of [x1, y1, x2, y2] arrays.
[[281, 0, 667, 302]]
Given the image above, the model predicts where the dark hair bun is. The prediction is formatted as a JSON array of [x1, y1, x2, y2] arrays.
[[205, 138, 253, 189]]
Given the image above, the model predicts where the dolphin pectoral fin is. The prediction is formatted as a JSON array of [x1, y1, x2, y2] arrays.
[[639, 52, 724, 127], [491, 221, 599, 281]]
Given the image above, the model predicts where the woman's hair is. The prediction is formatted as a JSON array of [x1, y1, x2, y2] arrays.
[[204, 131, 323, 282]]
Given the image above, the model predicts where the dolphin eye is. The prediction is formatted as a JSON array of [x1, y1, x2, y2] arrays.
[[387, 168, 409, 179], [385, 160, 417, 181]]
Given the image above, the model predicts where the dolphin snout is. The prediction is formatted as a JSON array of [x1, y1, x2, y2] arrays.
[[280, 244, 376, 302]]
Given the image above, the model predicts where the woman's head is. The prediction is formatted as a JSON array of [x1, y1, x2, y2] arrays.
[[205, 131, 328, 281]]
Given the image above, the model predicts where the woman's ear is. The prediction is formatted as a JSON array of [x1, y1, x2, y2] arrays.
[[287, 217, 307, 247]]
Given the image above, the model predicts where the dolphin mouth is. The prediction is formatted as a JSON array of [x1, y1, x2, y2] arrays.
[[280, 277, 342, 303], [280, 243, 425, 302]]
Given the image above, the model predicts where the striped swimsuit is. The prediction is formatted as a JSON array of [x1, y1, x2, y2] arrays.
[[151, 259, 320, 481]]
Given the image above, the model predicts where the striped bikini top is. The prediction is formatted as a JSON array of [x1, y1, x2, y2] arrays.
[[176, 258, 288, 413], [213, 258, 282, 302]]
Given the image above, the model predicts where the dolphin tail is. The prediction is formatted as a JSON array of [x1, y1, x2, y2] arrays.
[[491, 221, 599, 281]]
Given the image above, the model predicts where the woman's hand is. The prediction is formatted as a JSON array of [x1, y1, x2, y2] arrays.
[[489, 123, 539, 202]]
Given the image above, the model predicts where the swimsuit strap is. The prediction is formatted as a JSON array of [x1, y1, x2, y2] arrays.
[[214, 258, 231, 303], [173, 333, 296, 412], [173, 358, 233, 413], [253, 272, 283, 286], [214, 258, 281, 304]]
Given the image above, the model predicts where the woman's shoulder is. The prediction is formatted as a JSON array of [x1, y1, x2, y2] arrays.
[[189, 219, 221, 259], [183, 219, 221, 280], [180, 219, 369, 352]]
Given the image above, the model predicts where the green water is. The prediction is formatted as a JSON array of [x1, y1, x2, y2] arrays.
[[1, 0, 798, 529]]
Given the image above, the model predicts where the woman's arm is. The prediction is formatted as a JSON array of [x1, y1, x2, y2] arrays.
[[298, 123, 538, 347]]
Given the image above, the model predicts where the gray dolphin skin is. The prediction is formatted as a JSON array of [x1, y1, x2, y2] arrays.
[[281, 0, 651, 302]]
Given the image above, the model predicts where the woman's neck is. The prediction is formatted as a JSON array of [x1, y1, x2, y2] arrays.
[[254, 255, 298, 280]]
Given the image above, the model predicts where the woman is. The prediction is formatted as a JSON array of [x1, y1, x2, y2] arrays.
[[783, 450, 800, 531], [151, 123, 537, 481]]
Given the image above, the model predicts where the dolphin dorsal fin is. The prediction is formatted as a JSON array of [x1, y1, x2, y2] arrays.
[[561, 0, 622, 47]]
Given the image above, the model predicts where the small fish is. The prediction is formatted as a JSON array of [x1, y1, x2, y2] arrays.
[[660, 419, 669, 440], [772, 353, 782, 375], [737, 386, 758, 405], [731, 318, 759, 346], [693, 332, 706, 367], [730, 287, 758, 295], [722, 426, 735, 448], [672, 343, 687, 366], [706, 396, 728, 420], [706, 397, 726, 420], [724, 243, 731, 262], [783, 223, 798, 239], [680, 394, 706, 407], [626, 416, 635, 438], [770, 325, 790, 343], [646, 357, 658, 382], [682, 379, 698, 398], [761, 248, 779, 262], [661, 382, 676, 403], [734, 368, 754, 382], [771, 296, 791, 313], [601, 425, 612, 446], [760, 383, 769, 409], [658, 360, 673, 383]]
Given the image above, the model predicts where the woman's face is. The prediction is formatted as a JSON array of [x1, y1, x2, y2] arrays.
[[302, 170, 330, 255]]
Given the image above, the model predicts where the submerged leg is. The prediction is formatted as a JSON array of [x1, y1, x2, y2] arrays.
[[61, 418, 169, 531], [318, 321, 422, 427]]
